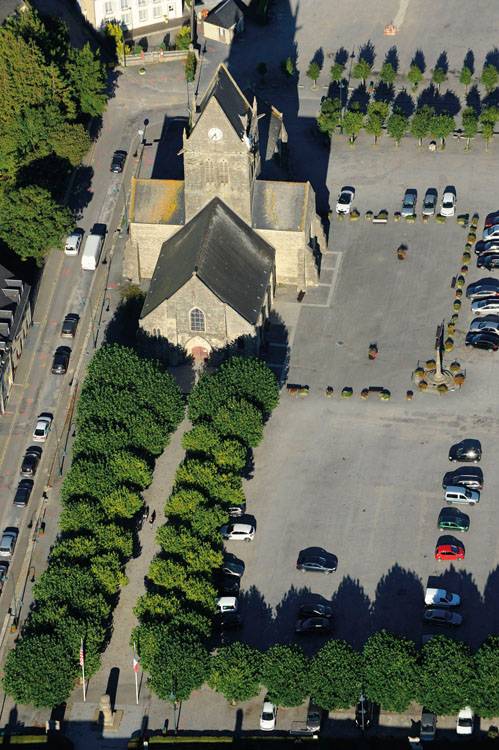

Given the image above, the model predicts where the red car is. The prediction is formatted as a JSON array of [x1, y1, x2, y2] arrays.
[[435, 543, 465, 561]]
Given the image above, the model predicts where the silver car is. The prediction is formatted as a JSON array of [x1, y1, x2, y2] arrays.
[[422, 189, 437, 216], [471, 298, 499, 316], [401, 189, 417, 217], [469, 316, 499, 336], [423, 608, 463, 626], [0, 529, 18, 557]]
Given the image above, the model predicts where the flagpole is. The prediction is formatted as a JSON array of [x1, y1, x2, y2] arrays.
[[80, 638, 87, 702], [133, 642, 139, 705]]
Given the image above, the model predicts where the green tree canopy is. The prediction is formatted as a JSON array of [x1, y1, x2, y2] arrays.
[[137, 624, 210, 701], [410, 105, 434, 145], [472, 636, 499, 717], [430, 113, 455, 147], [307, 61, 321, 88], [459, 65, 472, 90], [317, 97, 342, 137], [418, 636, 474, 715], [175, 26, 191, 51], [343, 108, 364, 143], [212, 398, 263, 447], [0, 185, 72, 263], [380, 62, 396, 84], [386, 112, 408, 145], [3, 633, 78, 708], [363, 631, 419, 712], [261, 645, 309, 706], [65, 43, 107, 117], [330, 62, 344, 83], [431, 67, 447, 88], [365, 101, 388, 144], [407, 64, 423, 89], [462, 107, 479, 148], [481, 64, 498, 93], [309, 640, 362, 710], [352, 59, 372, 84], [209, 643, 263, 703]]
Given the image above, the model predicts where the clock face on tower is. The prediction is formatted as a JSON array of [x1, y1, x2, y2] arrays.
[[208, 127, 223, 142]]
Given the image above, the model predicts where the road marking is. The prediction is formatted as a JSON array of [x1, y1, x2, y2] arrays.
[[393, 0, 411, 29]]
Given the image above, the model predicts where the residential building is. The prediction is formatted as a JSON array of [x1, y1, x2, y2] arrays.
[[0, 265, 32, 414], [77, 0, 183, 34], [202, 0, 244, 45]]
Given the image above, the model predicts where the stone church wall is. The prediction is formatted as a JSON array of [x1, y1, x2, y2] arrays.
[[129, 223, 182, 279]]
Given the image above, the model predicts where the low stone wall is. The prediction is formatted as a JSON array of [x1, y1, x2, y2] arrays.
[[124, 48, 198, 66]]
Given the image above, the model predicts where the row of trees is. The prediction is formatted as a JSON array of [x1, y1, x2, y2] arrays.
[[2, 345, 184, 708], [317, 97, 498, 149], [0, 6, 108, 263], [134, 357, 280, 700], [307, 45, 499, 93]]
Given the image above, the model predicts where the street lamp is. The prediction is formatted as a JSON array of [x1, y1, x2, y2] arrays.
[[169, 680, 178, 735], [133, 129, 144, 158]]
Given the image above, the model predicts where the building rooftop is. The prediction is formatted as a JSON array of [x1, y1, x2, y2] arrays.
[[196, 63, 250, 139], [252, 180, 309, 232], [205, 0, 244, 29], [130, 179, 185, 224], [141, 197, 274, 324]]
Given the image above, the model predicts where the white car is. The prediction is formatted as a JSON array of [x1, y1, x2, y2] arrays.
[[64, 229, 84, 256], [221, 523, 255, 541], [456, 706, 474, 735], [336, 187, 355, 214], [440, 189, 456, 217], [260, 701, 277, 731], [469, 316, 499, 336], [32, 415, 52, 442], [471, 298, 499, 316], [424, 588, 460, 607], [216, 596, 238, 613]]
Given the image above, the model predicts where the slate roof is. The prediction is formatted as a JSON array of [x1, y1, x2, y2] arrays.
[[130, 179, 185, 224], [205, 0, 243, 29], [252, 181, 309, 232], [141, 197, 274, 324], [197, 64, 250, 139]]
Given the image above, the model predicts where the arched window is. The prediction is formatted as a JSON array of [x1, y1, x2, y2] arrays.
[[190, 308, 205, 332]]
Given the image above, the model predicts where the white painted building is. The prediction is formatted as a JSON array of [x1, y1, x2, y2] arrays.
[[77, 0, 183, 34]]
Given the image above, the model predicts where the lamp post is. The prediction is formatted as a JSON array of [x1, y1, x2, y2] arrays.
[[169, 680, 178, 735]]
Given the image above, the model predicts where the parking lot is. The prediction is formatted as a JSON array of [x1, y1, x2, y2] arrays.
[[227, 137, 499, 653]]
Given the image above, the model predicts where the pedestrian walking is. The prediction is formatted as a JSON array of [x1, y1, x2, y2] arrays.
[[149, 510, 156, 525]]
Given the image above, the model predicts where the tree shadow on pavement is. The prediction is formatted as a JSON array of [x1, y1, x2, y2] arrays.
[[371, 565, 424, 643], [435, 567, 485, 649], [238, 585, 274, 649], [393, 89, 415, 117], [330, 575, 372, 649], [466, 84, 482, 114]]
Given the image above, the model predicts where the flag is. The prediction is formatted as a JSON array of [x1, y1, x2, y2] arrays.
[[133, 652, 140, 674], [79, 639, 85, 667]]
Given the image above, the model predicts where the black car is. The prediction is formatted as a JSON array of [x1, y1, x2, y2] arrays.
[[477, 253, 499, 270], [51, 346, 71, 374], [465, 331, 499, 350], [466, 278, 499, 299], [474, 240, 499, 255], [13, 479, 33, 507], [217, 572, 240, 596], [296, 547, 337, 574], [222, 554, 245, 578], [216, 611, 242, 630], [20, 447, 42, 477], [61, 313, 79, 338], [110, 150, 127, 173], [355, 695, 375, 731], [0, 561, 8, 591], [442, 466, 483, 490], [295, 616, 332, 634], [299, 602, 333, 618], [448, 439, 481, 463]]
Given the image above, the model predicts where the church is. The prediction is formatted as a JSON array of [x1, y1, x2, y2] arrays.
[[127, 64, 325, 360]]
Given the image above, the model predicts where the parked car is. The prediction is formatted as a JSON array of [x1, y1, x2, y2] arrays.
[[420, 710, 437, 742], [296, 547, 337, 573], [484, 211, 499, 229], [471, 297, 499, 316], [32, 414, 52, 442], [260, 701, 277, 731], [64, 228, 84, 256], [469, 315, 499, 336], [216, 596, 238, 613], [306, 703, 322, 733], [295, 616, 332, 634], [440, 187, 456, 217], [215, 610, 242, 630], [438, 507, 470, 533], [20, 446, 42, 477], [220, 523, 255, 541], [424, 587, 461, 607], [444, 485, 479, 505], [51, 346, 71, 374], [61, 313, 79, 338], [217, 572, 240, 596], [435, 536, 465, 561], [466, 278, 499, 300], [335, 187, 355, 214], [0, 561, 8, 591], [482, 224, 499, 241], [422, 188, 437, 216], [442, 466, 483, 490], [474, 239, 499, 255], [465, 331, 499, 350], [228, 501, 246, 518], [110, 149, 127, 173], [424, 608, 463, 625], [448, 439, 481, 462], [456, 707, 474, 735], [355, 694, 375, 731], [0, 528, 18, 557], [477, 252, 499, 270], [13, 479, 34, 508], [401, 188, 417, 217], [222, 554, 245, 577], [299, 602, 333, 618]]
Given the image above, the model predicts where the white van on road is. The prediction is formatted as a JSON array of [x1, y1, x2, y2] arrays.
[[81, 232, 105, 271]]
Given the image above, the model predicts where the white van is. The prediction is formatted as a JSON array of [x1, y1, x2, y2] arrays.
[[444, 485, 480, 505], [81, 233, 104, 271]]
